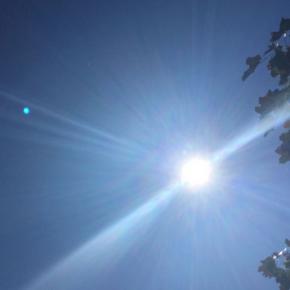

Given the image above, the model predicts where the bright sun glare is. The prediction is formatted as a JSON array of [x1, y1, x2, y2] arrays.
[[180, 157, 212, 188]]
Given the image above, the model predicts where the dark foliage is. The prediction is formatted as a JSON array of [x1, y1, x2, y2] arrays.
[[276, 130, 290, 163], [242, 17, 290, 163], [255, 88, 289, 118], [258, 240, 290, 290], [271, 18, 290, 42], [242, 55, 261, 81], [267, 46, 290, 85]]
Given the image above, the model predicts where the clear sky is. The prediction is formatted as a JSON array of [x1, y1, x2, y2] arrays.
[[0, 1, 290, 290]]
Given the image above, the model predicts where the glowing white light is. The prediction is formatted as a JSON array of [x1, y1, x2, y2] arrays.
[[180, 157, 212, 188]]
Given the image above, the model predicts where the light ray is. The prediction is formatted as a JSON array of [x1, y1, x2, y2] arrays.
[[25, 184, 178, 290], [16, 116, 139, 157], [213, 101, 290, 162], [0, 90, 144, 154]]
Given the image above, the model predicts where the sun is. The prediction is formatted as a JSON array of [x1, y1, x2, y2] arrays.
[[180, 156, 212, 188]]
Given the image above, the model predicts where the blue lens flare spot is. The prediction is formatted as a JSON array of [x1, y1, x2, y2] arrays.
[[23, 107, 30, 115]]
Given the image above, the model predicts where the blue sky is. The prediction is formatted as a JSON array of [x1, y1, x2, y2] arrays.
[[0, 1, 290, 289]]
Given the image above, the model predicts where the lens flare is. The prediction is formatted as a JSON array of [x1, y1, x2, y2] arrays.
[[23, 107, 30, 115]]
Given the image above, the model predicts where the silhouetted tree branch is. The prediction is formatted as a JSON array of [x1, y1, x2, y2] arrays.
[[258, 240, 290, 290], [242, 18, 290, 163]]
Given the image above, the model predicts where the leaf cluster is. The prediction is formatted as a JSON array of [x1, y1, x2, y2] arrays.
[[242, 18, 290, 163], [258, 240, 290, 290]]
